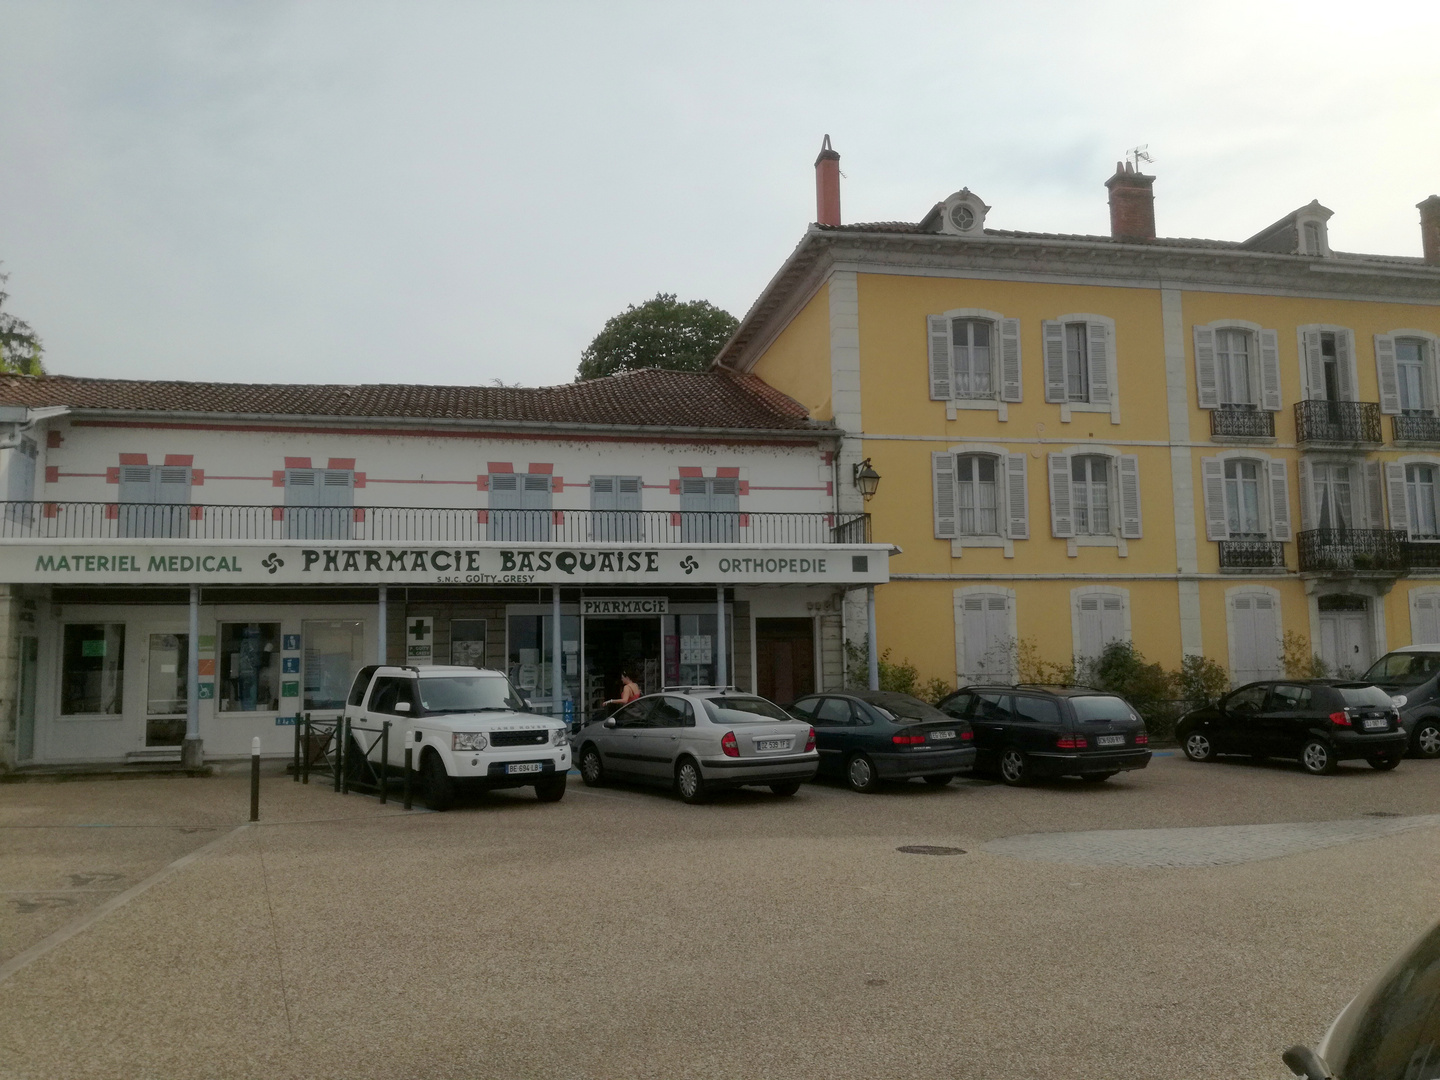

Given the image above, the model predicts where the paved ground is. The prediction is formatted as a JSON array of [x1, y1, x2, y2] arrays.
[[2, 751, 1438, 1079]]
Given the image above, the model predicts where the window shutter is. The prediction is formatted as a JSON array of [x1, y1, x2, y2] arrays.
[[1100, 596, 1125, 649], [961, 596, 988, 678], [1201, 457, 1228, 541], [1303, 329, 1326, 401], [1376, 334, 1401, 414], [1414, 595, 1440, 645], [1117, 454, 1141, 539], [1334, 329, 1354, 400], [591, 476, 616, 511], [998, 318, 1022, 402], [1042, 321, 1066, 403], [118, 465, 154, 503], [490, 473, 520, 510], [1077, 595, 1101, 660], [932, 452, 957, 539], [285, 468, 319, 507], [1086, 323, 1111, 405], [1296, 459, 1315, 532], [617, 477, 641, 510], [156, 467, 191, 504], [320, 470, 353, 508], [1194, 326, 1220, 409], [1363, 461, 1385, 530], [1047, 453, 1075, 537], [1259, 329, 1282, 411], [1385, 461, 1410, 535], [928, 316, 952, 401], [1005, 453, 1029, 539], [1267, 459, 1292, 541]]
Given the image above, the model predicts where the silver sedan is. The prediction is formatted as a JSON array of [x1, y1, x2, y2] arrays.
[[575, 691, 819, 803]]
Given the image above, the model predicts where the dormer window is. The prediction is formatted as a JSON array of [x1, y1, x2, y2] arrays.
[[939, 189, 989, 236], [1296, 209, 1332, 256]]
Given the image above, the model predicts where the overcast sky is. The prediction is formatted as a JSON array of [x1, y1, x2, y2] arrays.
[[2, 0, 1437, 389]]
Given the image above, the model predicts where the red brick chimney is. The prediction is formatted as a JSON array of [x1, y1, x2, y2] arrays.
[[1105, 160, 1156, 241], [1419, 195, 1440, 265], [815, 135, 840, 227]]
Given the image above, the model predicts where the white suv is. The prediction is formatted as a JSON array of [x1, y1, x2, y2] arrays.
[[344, 664, 570, 811]]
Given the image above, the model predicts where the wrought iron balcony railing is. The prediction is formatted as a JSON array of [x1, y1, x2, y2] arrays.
[[1218, 539, 1286, 570], [1210, 408, 1275, 438], [1393, 413, 1440, 445], [1404, 540, 1440, 570], [1294, 400, 1382, 445], [1297, 528, 1405, 574], [0, 502, 871, 545]]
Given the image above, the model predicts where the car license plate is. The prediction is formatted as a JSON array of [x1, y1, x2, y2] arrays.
[[506, 763, 543, 774], [1363, 718, 1389, 731], [930, 730, 956, 740], [756, 739, 791, 752], [1096, 735, 1125, 747]]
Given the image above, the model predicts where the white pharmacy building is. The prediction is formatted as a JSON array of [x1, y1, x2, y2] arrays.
[[0, 369, 888, 769]]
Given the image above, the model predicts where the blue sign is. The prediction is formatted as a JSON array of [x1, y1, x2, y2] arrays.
[[282, 656, 300, 673], [275, 716, 297, 726], [563, 698, 574, 724], [283, 634, 301, 651]]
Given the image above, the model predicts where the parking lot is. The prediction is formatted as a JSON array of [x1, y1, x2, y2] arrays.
[[2, 752, 1438, 1080]]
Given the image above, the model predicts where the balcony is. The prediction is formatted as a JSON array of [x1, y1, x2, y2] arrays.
[[1294, 400, 1382, 446], [0, 502, 871, 545], [1210, 407, 1275, 439], [1218, 539, 1286, 571], [1405, 540, 1440, 571], [1297, 528, 1405, 575], [1393, 413, 1440, 446]]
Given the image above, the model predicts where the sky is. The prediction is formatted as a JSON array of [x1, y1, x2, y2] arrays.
[[1, 0, 1438, 389]]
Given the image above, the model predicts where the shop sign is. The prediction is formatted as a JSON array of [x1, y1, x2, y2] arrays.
[[406, 617, 434, 665], [580, 597, 669, 616]]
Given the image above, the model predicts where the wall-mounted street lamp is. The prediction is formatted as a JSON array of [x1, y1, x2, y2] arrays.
[[853, 458, 881, 500]]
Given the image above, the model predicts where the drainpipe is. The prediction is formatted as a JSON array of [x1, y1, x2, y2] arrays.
[[716, 586, 727, 688], [552, 584, 563, 713], [377, 585, 387, 664], [866, 585, 879, 691], [182, 585, 203, 769]]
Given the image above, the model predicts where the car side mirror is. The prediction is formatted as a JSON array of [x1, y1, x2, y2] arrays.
[[603, 717, 617, 729], [394, 701, 411, 713]]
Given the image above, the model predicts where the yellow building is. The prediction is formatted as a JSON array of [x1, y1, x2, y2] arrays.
[[717, 142, 1440, 688]]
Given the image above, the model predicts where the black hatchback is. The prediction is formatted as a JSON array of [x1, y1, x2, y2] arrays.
[[1175, 679, 1408, 775], [786, 690, 976, 792], [936, 684, 1151, 785]]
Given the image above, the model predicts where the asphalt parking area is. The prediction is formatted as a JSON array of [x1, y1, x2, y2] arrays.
[[2, 753, 1438, 1080]]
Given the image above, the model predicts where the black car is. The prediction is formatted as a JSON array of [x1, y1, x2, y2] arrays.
[[786, 690, 976, 792], [935, 684, 1151, 785], [1360, 647, 1440, 759], [1175, 679, 1408, 775]]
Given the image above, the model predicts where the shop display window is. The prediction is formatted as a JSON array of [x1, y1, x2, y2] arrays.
[[507, 613, 579, 712], [219, 623, 280, 712], [302, 619, 364, 710], [61, 624, 125, 715], [664, 613, 734, 688], [450, 619, 487, 667]]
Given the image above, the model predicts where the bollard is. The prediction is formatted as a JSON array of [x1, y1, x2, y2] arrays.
[[250, 736, 261, 822], [292, 720, 300, 783], [301, 716, 311, 784], [333, 717, 342, 793], [340, 717, 351, 795], [403, 730, 414, 811], [379, 721, 390, 805]]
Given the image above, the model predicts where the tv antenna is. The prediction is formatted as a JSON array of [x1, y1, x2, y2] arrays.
[[1127, 144, 1154, 170]]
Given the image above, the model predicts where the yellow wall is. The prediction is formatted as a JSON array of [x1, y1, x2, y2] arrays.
[[748, 286, 834, 421]]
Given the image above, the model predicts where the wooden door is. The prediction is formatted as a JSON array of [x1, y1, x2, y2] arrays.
[[755, 619, 815, 703]]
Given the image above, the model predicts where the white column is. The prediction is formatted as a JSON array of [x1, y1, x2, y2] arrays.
[[377, 585, 387, 664], [716, 586, 727, 688], [552, 584, 563, 713], [867, 585, 879, 691], [182, 584, 203, 768]]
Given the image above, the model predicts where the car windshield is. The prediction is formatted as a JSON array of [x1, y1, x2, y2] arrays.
[[864, 695, 947, 722], [1069, 695, 1138, 723], [1337, 686, 1395, 709], [1365, 652, 1440, 685], [416, 675, 526, 714], [702, 696, 794, 724]]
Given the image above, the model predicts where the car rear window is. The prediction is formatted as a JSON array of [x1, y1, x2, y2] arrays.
[[702, 696, 794, 724], [866, 695, 948, 722], [1366, 652, 1440, 684], [1069, 695, 1138, 723], [1337, 686, 1395, 709]]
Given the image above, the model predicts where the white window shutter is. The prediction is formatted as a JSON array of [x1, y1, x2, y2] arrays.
[[932, 452, 957, 539], [1334, 329, 1355, 400], [1201, 457, 1228, 541], [1267, 459, 1292, 541], [999, 318, 1022, 402], [1385, 461, 1410, 535], [1117, 454, 1142, 538], [928, 316, 952, 401], [1077, 595, 1101, 660], [962, 597, 986, 678], [1414, 595, 1440, 645], [1363, 461, 1385, 530], [1303, 329, 1326, 401], [1004, 453, 1029, 539], [1100, 595, 1126, 649], [1296, 459, 1315, 532], [1086, 322, 1111, 405], [1042, 321, 1066, 403], [1259, 329, 1282, 411], [1376, 334, 1401, 414], [1047, 453, 1075, 537], [1194, 326, 1220, 409]]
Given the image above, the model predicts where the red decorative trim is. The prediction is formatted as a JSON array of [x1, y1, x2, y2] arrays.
[[352, 472, 366, 489], [670, 512, 682, 526], [822, 451, 833, 466], [825, 513, 835, 526], [46, 431, 62, 449], [738, 480, 750, 495], [188, 505, 204, 520], [552, 475, 563, 491], [527, 463, 553, 474], [163, 454, 194, 467], [476, 509, 489, 524], [104, 504, 118, 519], [284, 457, 311, 469], [352, 508, 366, 522], [678, 466, 703, 478], [45, 466, 60, 484], [104, 467, 119, 485], [272, 471, 286, 488], [552, 510, 564, 525], [191, 469, 205, 486], [826, 480, 834, 496], [327, 457, 355, 470], [271, 507, 285, 521], [739, 513, 750, 527], [716, 467, 740, 478], [476, 475, 490, 492], [118, 453, 148, 466], [42, 502, 58, 518], [487, 461, 513, 473], [669, 479, 681, 495]]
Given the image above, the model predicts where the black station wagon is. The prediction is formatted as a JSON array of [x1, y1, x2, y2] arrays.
[[936, 685, 1151, 785]]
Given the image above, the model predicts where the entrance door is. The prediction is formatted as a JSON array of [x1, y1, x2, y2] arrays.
[[1318, 595, 1373, 677], [145, 632, 189, 747], [755, 619, 815, 703], [583, 617, 661, 720]]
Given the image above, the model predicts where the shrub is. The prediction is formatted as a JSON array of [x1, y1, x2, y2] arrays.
[[1178, 654, 1229, 709], [1282, 630, 1329, 678]]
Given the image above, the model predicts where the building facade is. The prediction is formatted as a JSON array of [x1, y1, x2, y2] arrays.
[[0, 369, 887, 768], [717, 143, 1440, 690]]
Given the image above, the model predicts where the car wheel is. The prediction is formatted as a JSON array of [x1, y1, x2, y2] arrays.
[[676, 758, 707, 804], [1368, 753, 1402, 771], [1413, 721, 1440, 759], [579, 745, 605, 787], [421, 751, 454, 812], [1079, 772, 1118, 783], [846, 753, 881, 793], [1301, 739, 1337, 776], [534, 775, 567, 801], [923, 774, 955, 787], [1182, 732, 1216, 762], [998, 748, 1029, 786], [769, 780, 801, 796]]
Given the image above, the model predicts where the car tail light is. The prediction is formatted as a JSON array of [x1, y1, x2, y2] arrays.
[[1056, 734, 1089, 749], [891, 734, 926, 745], [960, 729, 974, 741], [1135, 733, 1149, 745], [1329, 710, 1352, 727], [721, 731, 739, 757], [805, 727, 816, 753]]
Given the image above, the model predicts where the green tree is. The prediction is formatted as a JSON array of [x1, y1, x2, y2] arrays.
[[577, 293, 737, 381], [0, 267, 44, 375]]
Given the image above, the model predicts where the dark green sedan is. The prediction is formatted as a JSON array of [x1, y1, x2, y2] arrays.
[[787, 691, 976, 792]]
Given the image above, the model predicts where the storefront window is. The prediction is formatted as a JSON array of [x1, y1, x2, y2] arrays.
[[450, 619, 487, 667], [302, 620, 365, 710], [507, 613, 579, 714], [61, 624, 125, 715], [664, 613, 734, 688], [219, 623, 280, 712]]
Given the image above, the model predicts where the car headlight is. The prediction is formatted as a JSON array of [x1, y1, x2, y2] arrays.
[[552, 727, 568, 747], [452, 732, 487, 751], [1391, 695, 1408, 708]]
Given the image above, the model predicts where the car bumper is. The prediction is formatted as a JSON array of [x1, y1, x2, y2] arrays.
[[1331, 731, 1409, 759], [698, 752, 820, 787], [448, 748, 570, 780], [871, 747, 977, 779], [1028, 749, 1152, 776]]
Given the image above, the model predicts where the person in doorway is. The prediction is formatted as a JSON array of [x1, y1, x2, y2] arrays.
[[603, 670, 641, 708]]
